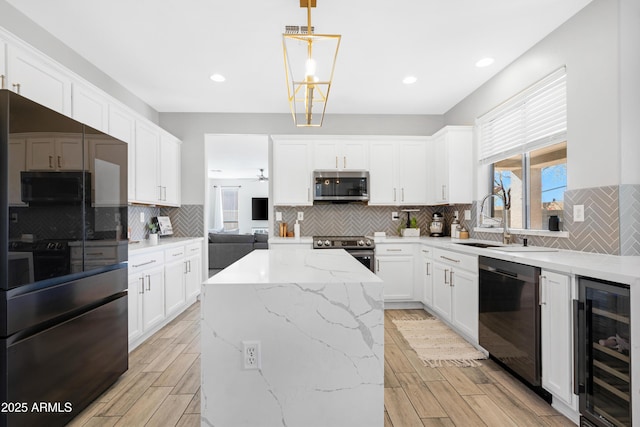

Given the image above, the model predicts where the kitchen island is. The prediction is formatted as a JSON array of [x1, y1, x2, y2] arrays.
[[201, 249, 384, 427]]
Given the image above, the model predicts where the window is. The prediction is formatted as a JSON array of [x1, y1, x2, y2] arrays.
[[221, 187, 239, 231], [478, 69, 567, 231]]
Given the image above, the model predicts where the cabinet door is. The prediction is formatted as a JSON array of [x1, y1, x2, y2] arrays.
[[421, 253, 433, 306], [134, 122, 160, 203], [159, 134, 181, 206], [8, 138, 26, 205], [164, 259, 186, 317], [541, 270, 574, 406], [368, 142, 397, 205], [398, 140, 427, 204], [451, 268, 478, 342], [433, 134, 449, 203], [432, 261, 452, 320], [376, 256, 414, 300], [0, 38, 6, 89], [26, 137, 55, 170], [273, 140, 311, 205], [7, 45, 72, 115], [128, 274, 144, 344], [72, 83, 109, 132], [142, 267, 165, 331], [185, 253, 202, 300], [313, 141, 339, 170], [341, 141, 368, 170], [55, 136, 84, 170]]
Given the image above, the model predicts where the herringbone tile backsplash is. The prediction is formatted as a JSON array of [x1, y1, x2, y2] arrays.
[[620, 184, 640, 256], [127, 204, 204, 241]]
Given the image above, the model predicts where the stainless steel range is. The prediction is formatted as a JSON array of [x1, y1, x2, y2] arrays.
[[313, 236, 375, 272]]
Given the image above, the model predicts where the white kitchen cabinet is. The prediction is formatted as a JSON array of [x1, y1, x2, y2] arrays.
[[431, 248, 478, 342], [25, 134, 83, 171], [164, 246, 187, 317], [541, 270, 576, 407], [376, 244, 415, 301], [368, 138, 428, 205], [0, 37, 6, 90], [108, 104, 135, 144], [431, 126, 473, 204], [72, 82, 109, 132], [185, 242, 203, 300], [7, 44, 72, 116], [8, 137, 26, 206], [159, 131, 181, 206], [313, 139, 368, 170], [128, 274, 144, 344], [420, 246, 434, 306], [142, 266, 165, 332], [133, 121, 160, 204], [129, 249, 166, 348], [272, 139, 312, 206]]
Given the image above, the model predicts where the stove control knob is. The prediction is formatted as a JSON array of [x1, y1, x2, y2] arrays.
[[357, 240, 364, 246], [324, 240, 331, 247], [365, 240, 372, 246], [316, 240, 324, 247]]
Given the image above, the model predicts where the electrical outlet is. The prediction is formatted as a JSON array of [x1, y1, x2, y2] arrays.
[[275, 211, 282, 221], [464, 210, 471, 221], [392, 212, 399, 221], [140, 212, 145, 223], [242, 340, 261, 370], [573, 205, 585, 222], [297, 211, 304, 221]]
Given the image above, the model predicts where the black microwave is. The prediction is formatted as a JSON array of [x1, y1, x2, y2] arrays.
[[313, 170, 370, 202], [21, 171, 91, 204]]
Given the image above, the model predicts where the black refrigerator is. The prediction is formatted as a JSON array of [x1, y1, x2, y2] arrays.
[[0, 89, 129, 426]]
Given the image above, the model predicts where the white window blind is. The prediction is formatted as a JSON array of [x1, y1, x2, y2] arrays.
[[478, 68, 567, 164]]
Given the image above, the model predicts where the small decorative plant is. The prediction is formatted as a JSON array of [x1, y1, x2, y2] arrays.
[[147, 221, 159, 235], [410, 217, 419, 228]]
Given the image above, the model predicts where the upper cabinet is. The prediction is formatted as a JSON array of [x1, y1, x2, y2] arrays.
[[431, 126, 474, 204], [130, 123, 181, 207], [0, 37, 6, 90], [273, 139, 312, 206], [72, 82, 109, 133], [313, 139, 368, 171], [8, 137, 26, 206], [6, 45, 72, 116], [25, 134, 84, 171], [369, 138, 428, 205]]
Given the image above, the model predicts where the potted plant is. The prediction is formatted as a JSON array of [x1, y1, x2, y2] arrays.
[[401, 216, 420, 237], [147, 221, 159, 245]]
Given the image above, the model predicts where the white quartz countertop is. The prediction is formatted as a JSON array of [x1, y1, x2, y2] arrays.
[[373, 235, 640, 286], [128, 236, 203, 255], [204, 249, 381, 285], [268, 236, 314, 244]]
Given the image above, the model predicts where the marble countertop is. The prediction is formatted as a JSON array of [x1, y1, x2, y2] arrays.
[[128, 236, 203, 254], [268, 236, 314, 244], [373, 235, 640, 286], [204, 249, 382, 285]]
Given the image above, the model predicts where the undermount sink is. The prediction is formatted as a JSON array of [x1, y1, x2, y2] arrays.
[[454, 242, 503, 248]]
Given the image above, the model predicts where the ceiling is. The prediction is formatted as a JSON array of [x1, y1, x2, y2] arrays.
[[7, 0, 592, 116]]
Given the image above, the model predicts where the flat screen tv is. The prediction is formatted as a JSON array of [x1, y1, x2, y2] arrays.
[[251, 197, 268, 220]]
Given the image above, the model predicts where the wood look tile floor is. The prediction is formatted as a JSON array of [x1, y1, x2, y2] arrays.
[[70, 303, 574, 426]]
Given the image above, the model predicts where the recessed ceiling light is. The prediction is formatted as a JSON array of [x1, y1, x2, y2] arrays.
[[210, 74, 226, 82], [475, 57, 495, 68], [402, 76, 417, 85]]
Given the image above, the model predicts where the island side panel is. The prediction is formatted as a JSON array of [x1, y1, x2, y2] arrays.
[[201, 280, 384, 427]]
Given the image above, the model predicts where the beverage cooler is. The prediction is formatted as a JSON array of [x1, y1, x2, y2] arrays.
[[574, 277, 631, 427]]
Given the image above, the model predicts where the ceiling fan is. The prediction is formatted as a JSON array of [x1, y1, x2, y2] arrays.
[[256, 168, 269, 182]]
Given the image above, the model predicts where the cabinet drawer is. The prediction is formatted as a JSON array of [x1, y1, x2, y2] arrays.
[[433, 248, 477, 272], [376, 244, 414, 256], [419, 246, 434, 258], [129, 251, 164, 274], [165, 246, 186, 260], [186, 242, 201, 255]]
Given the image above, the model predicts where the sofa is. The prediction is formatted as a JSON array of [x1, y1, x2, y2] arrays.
[[208, 232, 269, 271]]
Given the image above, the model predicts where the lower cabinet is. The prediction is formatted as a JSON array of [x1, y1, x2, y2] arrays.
[[375, 244, 415, 301], [128, 239, 203, 350], [540, 269, 576, 408], [420, 247, 434, 306], [431, 248, 478, 342]]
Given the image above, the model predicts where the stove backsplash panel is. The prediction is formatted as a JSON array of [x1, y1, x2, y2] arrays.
[[274, 204, 471, 237]]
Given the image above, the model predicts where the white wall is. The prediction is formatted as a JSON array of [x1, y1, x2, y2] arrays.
[[445, 0, 625, 191], [160, 113, 445, 205], [208, 179, 269, 234]]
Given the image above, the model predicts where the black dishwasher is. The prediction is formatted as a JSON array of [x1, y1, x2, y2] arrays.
[[478, 256, 548, 398]]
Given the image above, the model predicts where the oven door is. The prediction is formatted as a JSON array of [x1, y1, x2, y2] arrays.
[[347, 250, 375, 272]]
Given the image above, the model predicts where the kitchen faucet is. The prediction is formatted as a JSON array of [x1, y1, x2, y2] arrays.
[[480, 193, 512, 244]]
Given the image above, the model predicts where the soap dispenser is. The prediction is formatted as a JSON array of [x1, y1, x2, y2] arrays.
[[294, 220, 301, 240]]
